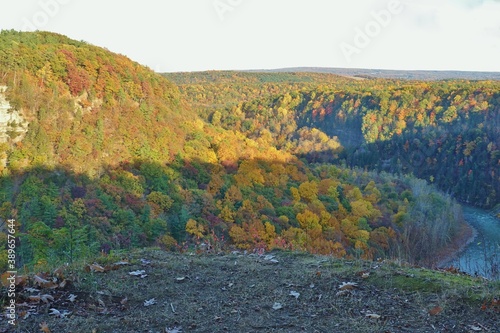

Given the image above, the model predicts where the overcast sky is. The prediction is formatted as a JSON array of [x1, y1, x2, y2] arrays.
[[1, 0, 499, 72]]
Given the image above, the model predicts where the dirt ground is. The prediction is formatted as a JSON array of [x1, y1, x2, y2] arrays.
[[1, 250, 499, 333]]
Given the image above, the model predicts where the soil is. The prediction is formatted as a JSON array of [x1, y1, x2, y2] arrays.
[[1, 250, 498, 333]]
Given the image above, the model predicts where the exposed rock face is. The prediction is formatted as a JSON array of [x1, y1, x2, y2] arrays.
[[0, 86, 28, 143]]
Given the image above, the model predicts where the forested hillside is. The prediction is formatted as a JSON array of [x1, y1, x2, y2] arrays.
[[0, 30, 189, 172], [0, 31, 475, 272], [167, 72, 500, 208]]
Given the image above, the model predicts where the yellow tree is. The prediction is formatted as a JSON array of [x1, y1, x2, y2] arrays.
[[224, 185, 243, 203], [207, 173, 224, 196], [185, 219, 205, 239], [229, 225, 251, 249], [218, 205, 235, 223], [296, 210, 322, 235], [350, 199, 381, 221], [290, 187, 301, 203], [282, 227, 307, 250], [298, 181, 318, 202], [364, 181, 381, 204], [264, 221, 277, 248], [236, 199, 257, 222]]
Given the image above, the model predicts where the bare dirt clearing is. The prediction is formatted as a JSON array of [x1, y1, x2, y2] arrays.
[[2, 250, 498, 333]]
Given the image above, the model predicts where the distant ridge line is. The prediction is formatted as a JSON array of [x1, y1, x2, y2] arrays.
[[247, 67, 500, 81]]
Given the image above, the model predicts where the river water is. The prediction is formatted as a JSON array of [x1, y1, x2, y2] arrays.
[[445, 207, 500, 280]]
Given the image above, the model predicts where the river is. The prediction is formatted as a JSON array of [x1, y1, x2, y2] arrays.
[[444, 207, 500, 280]]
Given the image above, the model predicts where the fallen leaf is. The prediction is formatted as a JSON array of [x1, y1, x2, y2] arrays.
[[33, 275, 51, 286], [338, 282, 358, 290], [16, 275, 28, 287], [120, 297, 128, 305], [86, 264, 106, 273], [67, 294, 77, 302], [2, 274, 29, 288], [175, 277, 187, 283], [53, 266, 67, 279], [39, 321, 51, 333], [144, 298, 157, 306], [468, 325, 482, 331], [58, 279, 68, 289], [263, 255, 279, 263], [49, 308, 71, 318], [129, 270, 146, 276], [365, 313, 381, 319], [272, 302, 283, 310], [104, 264, 120, 271], [335, 290, 351, 297], [289, 291, 300, 299], [28, 295, 41, 303], [482, 298, 499, 312], [165, 327, 183, 333], [19, 310, 27, 319], [428, 306, 443, 316], [357, 270, 370, 278], [40, 294, 54, 303], [25, 287, 40, 293], [46, 282, 59, 289]]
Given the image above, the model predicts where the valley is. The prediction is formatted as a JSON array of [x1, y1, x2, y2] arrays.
[[0, 30, 498, 332], [0, 31, 498, 271]]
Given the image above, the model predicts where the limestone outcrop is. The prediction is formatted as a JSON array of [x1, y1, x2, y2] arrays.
[[0, 86, 28, 143]]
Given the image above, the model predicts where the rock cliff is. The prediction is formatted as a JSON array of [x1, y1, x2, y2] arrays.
[[0, 85, 28, 143]]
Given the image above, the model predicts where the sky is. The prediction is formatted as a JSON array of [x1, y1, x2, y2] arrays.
[[0, 0, 499, 73]]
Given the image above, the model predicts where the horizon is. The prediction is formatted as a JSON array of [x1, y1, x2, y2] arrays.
[[1, 1, 500, 73], [165, 66, 500, 74]]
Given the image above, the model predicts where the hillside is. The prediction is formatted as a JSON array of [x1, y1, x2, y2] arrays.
[[0, 31, 472, 275], [0, 30, 190, 172], [1, 250, 498, 332], [168, 71, 500, 208]]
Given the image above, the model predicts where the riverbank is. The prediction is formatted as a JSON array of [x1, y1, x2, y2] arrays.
[[434, 219, 477, 269]]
